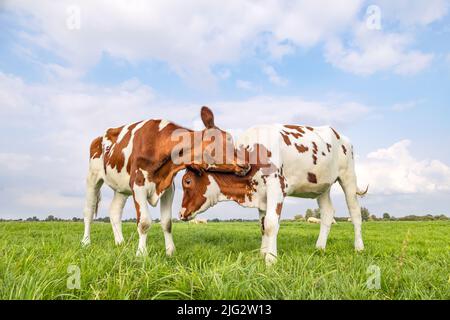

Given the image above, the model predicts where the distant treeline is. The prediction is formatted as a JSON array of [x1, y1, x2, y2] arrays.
[[0, 212, 448, 222], [295, 208, 449, 222]]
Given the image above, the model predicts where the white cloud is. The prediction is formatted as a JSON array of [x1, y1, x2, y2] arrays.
[[263, 37, 295, 60], [0, 153, 32, 172], [217, 69, 231, 80], [374, 0, 449, 26], [394, 51, 434, 75], [4, 0, 364, 84], [356, 140, 450, 195], [262, 64, 287, 86], [325, 24, 434, 75], [324, 0, 449, 76], [5, 1, 446, 82], [213, 96, 370, 130], [18, 191, 83, 210], [236, 79, 258, 91]]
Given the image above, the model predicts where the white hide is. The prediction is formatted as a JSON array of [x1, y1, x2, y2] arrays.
[[192, 124, 365, 264]]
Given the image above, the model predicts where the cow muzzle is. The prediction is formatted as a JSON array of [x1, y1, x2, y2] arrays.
[[179, 208, 191, 221]]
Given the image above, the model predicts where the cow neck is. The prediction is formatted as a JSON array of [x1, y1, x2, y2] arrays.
[[208, 143, 276, 204], [210, 167, 258, 204], [152, 124, 194, 194]]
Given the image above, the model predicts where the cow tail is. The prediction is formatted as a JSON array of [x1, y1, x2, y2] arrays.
[[356, 185, 369, 197]]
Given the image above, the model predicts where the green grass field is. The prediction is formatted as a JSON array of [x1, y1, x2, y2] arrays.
[[0, 220, 448, 300]]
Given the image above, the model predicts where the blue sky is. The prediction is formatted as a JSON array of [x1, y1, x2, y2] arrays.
[[1, 1, 450, 220]]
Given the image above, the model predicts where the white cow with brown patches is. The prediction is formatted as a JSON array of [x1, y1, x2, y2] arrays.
[[81, 107, 250, 256], [307, 217, 337, 224], [307, 217, 321, 224], [189, 218, 208, 225], [179, 124, 368, 265]]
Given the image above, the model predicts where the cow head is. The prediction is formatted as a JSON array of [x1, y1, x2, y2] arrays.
[[197, 106, 250, 176], [179, 165, 221, 221]]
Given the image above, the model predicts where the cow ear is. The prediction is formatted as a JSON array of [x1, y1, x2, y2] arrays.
[[201, 106, 215, 129], [188, 164, 204, 176]]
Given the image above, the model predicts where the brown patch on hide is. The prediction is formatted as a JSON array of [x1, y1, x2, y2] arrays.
[[280, 132, 292, 146], [90, 136, 103, 159], [307, 172, 317, 184], [342, 145, 347, 155], [331, 128, 341, 140], [276, 203, 283, 216], [295, 144, 309, 153]]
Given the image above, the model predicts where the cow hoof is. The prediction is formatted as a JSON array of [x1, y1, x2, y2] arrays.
[[81, 238, 91, 247], [355, 241, 365, 252], [166, 245, 175, 257], [136, 248, 148, 257], [115, 239, 124, 246], [265, 253, 277, 266], [315, 242, 326, 251]]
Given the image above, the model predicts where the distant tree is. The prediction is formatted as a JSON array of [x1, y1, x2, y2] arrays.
[[369, 214, 378, 221], [26, 216, 40, 222], [45, 215, 56, 221], [361, 207, 370, 222], [313, 208, 321, 218], [293, 214, 304, 221], [95, 217, 110, 223], [305, 209, 314, 219], [383, 213, 391, 220], [305, 208, 321, 219]]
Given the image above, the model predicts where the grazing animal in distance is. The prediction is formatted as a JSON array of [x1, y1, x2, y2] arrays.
[[307, 217, 338, 224], [307, 217, 321, 224], [81, 107, 250, 256], [189, 218, 208, 225], [179, 124, 368, 265]]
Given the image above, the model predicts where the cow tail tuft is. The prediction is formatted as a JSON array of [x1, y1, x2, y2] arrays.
[[356, 185, 369, 197]]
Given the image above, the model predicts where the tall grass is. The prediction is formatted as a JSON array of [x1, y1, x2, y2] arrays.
[[0, 221, 448, 300]]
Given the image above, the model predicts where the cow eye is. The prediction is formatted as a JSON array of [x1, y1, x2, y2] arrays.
[[185, 178, 191, 186]]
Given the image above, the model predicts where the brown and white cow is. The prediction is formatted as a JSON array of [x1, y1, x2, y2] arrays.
[[179, 124, 368, 265], [81, 107, 250, 256]]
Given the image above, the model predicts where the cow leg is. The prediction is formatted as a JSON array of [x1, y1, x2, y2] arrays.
[[109, 192, 127, 245], [315, 190, 335, 250], [81, 162, 103, 246], [132, 185, 153, 257], [258, 209, 268, 257], [263, 184, 283, 266], [339, 178, 364, 251], [160, 183, 175, 256]]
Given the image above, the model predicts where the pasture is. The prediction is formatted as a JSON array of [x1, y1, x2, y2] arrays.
[[0, 220, 448, 300]]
